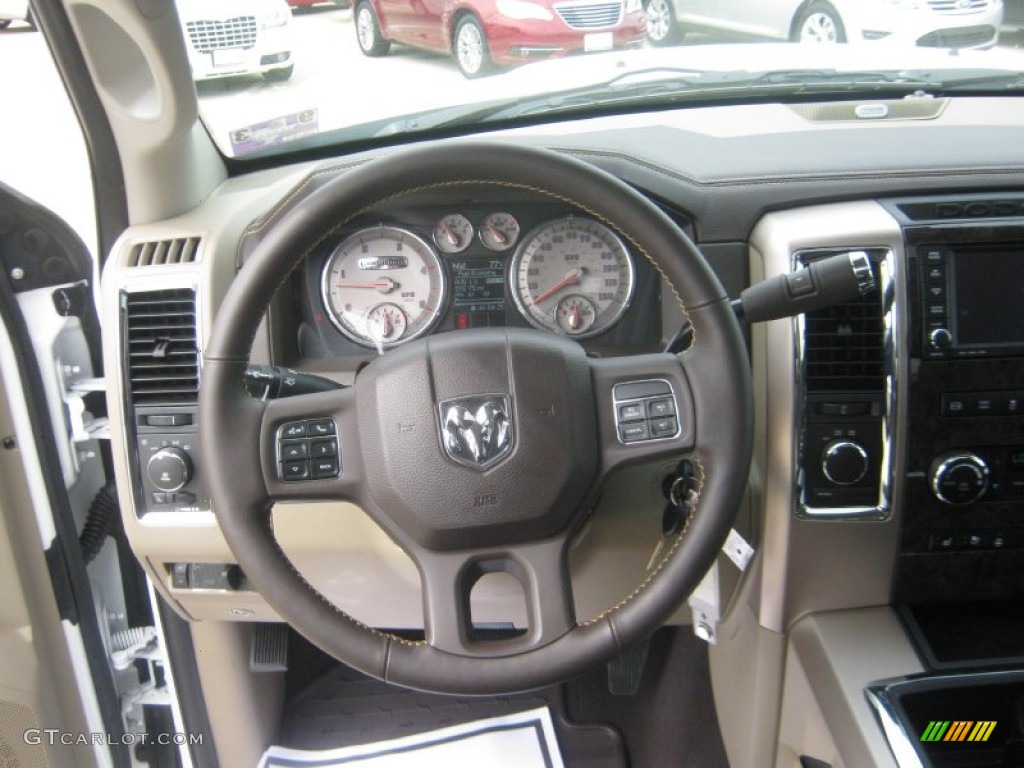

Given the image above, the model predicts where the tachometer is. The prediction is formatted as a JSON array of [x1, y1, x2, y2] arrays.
[[510, 217, 634, 338], [321, 226, 447, 349]]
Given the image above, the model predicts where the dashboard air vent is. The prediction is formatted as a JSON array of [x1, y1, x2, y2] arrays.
[[126, 237, 201, 267], [802, 257, 884, 393], [123, 289, 200, 405]]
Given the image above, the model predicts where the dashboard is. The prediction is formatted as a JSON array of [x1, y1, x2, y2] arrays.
[[99, 95, 1024, 768]]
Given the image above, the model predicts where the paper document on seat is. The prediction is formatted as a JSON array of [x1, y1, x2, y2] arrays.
[[259, 706, 564, 768]]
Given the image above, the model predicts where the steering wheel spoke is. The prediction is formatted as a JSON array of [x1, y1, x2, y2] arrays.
[[590, 353, 697, 476], [259, 387, 362, 502], [416, 537, 575, 657]]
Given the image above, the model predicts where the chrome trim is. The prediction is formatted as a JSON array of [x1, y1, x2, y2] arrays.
[[864, 683, 926, 768], [796, 247, 897, 521], [867, 669, 1024, 768], [436, 394, 515, 470], [849, 250, 876, 295]]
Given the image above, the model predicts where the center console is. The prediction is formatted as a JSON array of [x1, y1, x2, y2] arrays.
[[884, 195, 1024, 606]]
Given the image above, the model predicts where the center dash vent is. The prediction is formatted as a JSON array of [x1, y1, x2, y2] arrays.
[[125, 237, 201, 267], [123, 289, 199, 405], [802, 255, 885, 393]]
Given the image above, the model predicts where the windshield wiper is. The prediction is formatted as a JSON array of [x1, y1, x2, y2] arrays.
[[402, 68, 943, 131]]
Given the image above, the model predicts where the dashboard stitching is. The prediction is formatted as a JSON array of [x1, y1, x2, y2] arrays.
[[580, 456, 705, 627]]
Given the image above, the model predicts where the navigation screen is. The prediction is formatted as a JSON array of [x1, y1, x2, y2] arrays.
[[954, 247, 1024, 347], [450, 258, 506, 328]]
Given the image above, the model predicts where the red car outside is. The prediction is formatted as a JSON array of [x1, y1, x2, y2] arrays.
[[354, 0, 646, 78]]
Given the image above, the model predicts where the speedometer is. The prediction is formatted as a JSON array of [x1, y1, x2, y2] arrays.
[[510, 217, 634, 338], [321, 226, 447, 349]]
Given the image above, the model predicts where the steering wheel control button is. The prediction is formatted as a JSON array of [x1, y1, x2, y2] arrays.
[[647, 398, 675, 418], [613, 379, 681, 445], [280, 440, 309, 461], [650, 417, 678, 438], [282, 461, 310, 481], [311, 458, 340, 479], [620, 422, 649, 443], [619, 403, 646, 422], [277, 419, 340, 481], [307, 419, 336, 437], [310, 439, 337, 458]]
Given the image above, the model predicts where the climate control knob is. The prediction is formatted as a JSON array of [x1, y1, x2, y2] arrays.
[[821, 440, 869, 486], [147, 447, 193, 492], [929, 452, 989, 505]]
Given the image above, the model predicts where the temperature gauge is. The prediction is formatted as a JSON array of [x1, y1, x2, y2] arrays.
[[554, 294, 597, 335], [433, 214, 474, 254], [479, 212, 520, 252]]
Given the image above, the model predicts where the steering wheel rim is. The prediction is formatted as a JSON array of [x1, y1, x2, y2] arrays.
[[199, 141, 753, 695]]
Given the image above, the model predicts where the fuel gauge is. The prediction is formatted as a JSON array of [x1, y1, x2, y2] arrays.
[[554, 294, 597, 335], [479, 212, 520, 252], [433, 213, 473, 254], [366, 303, 408, 344]]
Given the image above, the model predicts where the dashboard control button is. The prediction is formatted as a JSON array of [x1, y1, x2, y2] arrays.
[[146, 413, 192, 427], [619, 422, 649, 443], [923, 249, 946, 263], [928, 328, 952, 351], [969, 394, 999, 415], [152, 492, 167, 504], [817, 401, 869, 417], [619, 403, 646, 422], [282, 460, 310, 481], [281, 440, 309, 461], [310, 439, 337, 458], [307, 419, 336, 437], [147, 447, 193, 492], [1005, 394, 1023, 415], [923, 283, 945, 302], [930, 452, 990, 505], [281, 421, 306, 439], [821, 440, 869, 486], [941, 393, 968, 416], [925, 264, 946, 282], [311, 457, 340, 479]]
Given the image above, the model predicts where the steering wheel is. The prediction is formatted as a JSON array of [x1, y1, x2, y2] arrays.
[[199, 142, 752, 695]]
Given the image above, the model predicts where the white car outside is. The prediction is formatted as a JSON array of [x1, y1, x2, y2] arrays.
[[0, 0, 31, 28], [175, 0, 294, 81], [645, 0, 1004, 50]]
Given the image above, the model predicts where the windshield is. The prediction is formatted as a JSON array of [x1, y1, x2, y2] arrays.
[[182, 0, 1023, 159]]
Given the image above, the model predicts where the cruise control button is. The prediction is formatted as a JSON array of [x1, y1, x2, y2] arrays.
[[282, 460, 310, 481], [619, 422, 649, 443], [615, 380, 671, 400], [311, 457, 340, 479], [307, 419, 336, 437], [649, 416, 678, 438], [281, 421, 306, 439], [310, 439, 337, 458], [280, 440, 309, 461], [647, 398, 676, 418], [619, 403, 646, 422]]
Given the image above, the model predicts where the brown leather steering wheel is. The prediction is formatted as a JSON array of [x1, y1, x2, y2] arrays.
[[199, 142, 752, 695]]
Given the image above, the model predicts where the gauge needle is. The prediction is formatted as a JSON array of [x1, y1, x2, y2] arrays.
[[486, 225, 507, 245], [440, 223, 458, 246], [381, 311, 392, 338], [569, 302, 581, 330], [336, 278, 396, 293], [534, 268, 583, 304]]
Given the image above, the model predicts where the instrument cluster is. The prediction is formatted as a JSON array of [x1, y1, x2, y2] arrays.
[[315, 204, 639, 351]]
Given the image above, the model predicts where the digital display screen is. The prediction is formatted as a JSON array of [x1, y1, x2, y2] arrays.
[[450, 258, 506, 328], [954, 247, 1024, 347]]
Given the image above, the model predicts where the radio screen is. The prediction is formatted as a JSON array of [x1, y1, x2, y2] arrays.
[[954, 247, 1024, 347]]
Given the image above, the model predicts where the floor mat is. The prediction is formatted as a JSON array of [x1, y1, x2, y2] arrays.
[[279, 628, 726, 768]]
